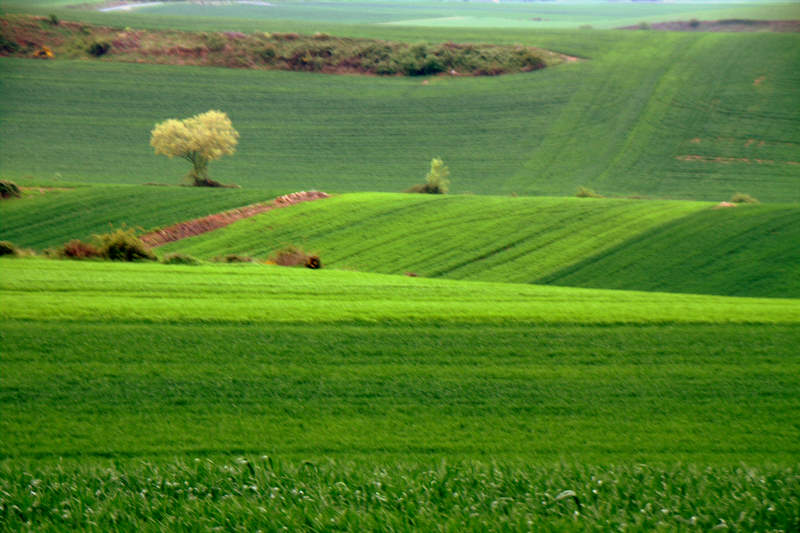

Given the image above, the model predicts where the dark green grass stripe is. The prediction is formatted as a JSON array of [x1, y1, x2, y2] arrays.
[[538, 205, 800, 298]]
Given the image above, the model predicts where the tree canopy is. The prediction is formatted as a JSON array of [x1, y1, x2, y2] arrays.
[[150, 110, 239, 186]]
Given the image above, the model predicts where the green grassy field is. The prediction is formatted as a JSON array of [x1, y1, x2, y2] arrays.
[[1, 27, 798, 201], [5, 0, 800, 31], [0, 184, 282, 250], [158, 192, 800, 298], [1, 258, 799, 528], [2, 1, 799, 529]]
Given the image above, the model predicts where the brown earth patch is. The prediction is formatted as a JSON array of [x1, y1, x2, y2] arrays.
[[714, 202, 737, 209], [676, 155, 776, 164], [753, 76, 766, 86], [140, 190, 329, 248], [689, 138, 702, 144]]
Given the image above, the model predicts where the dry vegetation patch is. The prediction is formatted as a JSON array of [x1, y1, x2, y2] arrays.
[[0, 15, 563, 76]]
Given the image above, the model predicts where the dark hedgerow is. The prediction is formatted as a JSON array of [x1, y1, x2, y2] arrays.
[[0, 241, 20, 256], [0, 179, 21, 199], [161, 253, 201, 265], [93, 227, 155, 261], [87, 41, 111, 57]]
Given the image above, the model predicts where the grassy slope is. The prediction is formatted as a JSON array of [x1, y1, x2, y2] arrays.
[[160, 193, 800, 298], [541, 204, 800, 298], [0, 185, 283, 250], [1, 29, 798, 201], [2, 258, 798, 464]]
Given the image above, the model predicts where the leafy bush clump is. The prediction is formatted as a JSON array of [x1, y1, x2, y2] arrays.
[[0, 241, 19, 257], [0, 35, 20, 54], [93, 227, 155, 261], [60, 239, 102, 259], [48, 14, 59, 26], [161, 253, 201, 265], [87, 41, 111, 57], [407, 157, 450, 194], [576, 186, 603, 198], [730, 192, 759, 204], [269, 245, 321, 269], [0, 179, 21, 199]]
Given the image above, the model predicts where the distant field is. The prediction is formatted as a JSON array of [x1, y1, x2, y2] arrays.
[[2, 27, 798, 201], [0, 185, 282, 250], [160, 193, 800, 298], [5, 1, 800, 30]]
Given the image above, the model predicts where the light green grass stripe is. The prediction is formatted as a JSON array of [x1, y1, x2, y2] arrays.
[[2, 258, 798, 324]]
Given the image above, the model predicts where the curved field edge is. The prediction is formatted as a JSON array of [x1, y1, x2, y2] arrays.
[[0, 459, 797, 531], [0, 184, 285, 250], [1, 28, 798, 201], [2, 258, 799, 325], [159, 193, 800, 298]]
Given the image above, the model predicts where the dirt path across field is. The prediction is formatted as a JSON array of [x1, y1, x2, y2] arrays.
[[140, 190, 329, 248]]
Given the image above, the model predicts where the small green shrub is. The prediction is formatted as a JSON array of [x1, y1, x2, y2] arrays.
[[213, 254, 253, 263], [48, 14, 60, 26], [405, 183, 446, 194], [0, 241, 19, 257], [730, 193, 759, 204], [87, 41, 111, 57], [0, 179, 21, 199], [576, 186, 603, 198], [93, 227, 155, 261], [161, 253, 201, 265], [0, 35, 21, 54], [637, 22, 651, 30], [424, 157, 450, 194], [204, 33, 226, 52], [60, 239, 102, 259], [689, 19, 701, 28]]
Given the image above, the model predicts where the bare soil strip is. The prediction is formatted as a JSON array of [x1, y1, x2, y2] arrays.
[[140, 190, 329, 247]]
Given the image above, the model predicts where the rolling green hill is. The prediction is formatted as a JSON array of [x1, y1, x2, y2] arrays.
[[2, 257, 798, 528], [2, 258, 798, 461], [541, 203, 800, 298], [160, 193, 800, 298], [1, 26, 798, 201], [0, 185, 282, 250]]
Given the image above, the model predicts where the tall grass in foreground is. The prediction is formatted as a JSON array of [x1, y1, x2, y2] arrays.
[[1, 458, 797, 531]]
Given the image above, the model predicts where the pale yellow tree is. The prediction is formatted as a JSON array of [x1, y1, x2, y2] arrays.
[[150, 110, 239, 186], [425, 157, 450, 194]]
